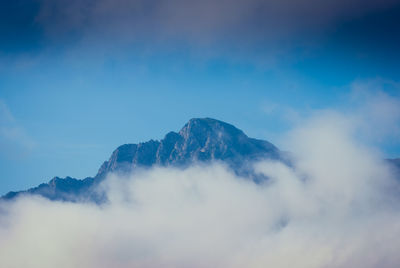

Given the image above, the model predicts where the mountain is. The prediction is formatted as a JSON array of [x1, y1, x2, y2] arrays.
[[388, 158, 400, 166], [96, 118, 279, 177], [2, 118, 281, 202], [388, 158, 400, 178], [3, 176, 97, 202]]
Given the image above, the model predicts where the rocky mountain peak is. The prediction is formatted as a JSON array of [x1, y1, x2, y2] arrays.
[[179, 118, 246, 141], [3, 118, 281, 202], [96, 118, 280, 178]]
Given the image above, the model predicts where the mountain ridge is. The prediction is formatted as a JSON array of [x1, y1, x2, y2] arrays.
[[2, 118, 280, 202], [96, 118, 279, 178]]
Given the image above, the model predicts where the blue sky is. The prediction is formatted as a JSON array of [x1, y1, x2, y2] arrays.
[[1, 0, 400, 194]]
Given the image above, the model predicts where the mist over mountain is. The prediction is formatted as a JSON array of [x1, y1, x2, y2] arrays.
[[3, 117, 400, 203], [2, 118, 281, 202], [2, 112, 400, 268]]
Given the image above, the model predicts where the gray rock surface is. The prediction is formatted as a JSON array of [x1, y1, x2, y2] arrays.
[[2, 118, 281, 202], [96, 118, 279, 178]]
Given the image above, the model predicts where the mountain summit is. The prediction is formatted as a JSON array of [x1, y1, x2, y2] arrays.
[[3, 118, 280, 202], [96, 118, 279, 178]]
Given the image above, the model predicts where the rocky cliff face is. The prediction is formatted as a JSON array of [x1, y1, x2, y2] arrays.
[[96, 118, 279, 178], [3, 118, 280, 202], [3, 118, 400, 203]]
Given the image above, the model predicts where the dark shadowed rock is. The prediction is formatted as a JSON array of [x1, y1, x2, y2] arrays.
[[388, 158, 400, 166], [3, 176, 103, 203], [387, 158, 400, 178]]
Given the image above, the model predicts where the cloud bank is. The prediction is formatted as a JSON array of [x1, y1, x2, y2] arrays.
[[1, 109, 400, 267], [34, 0, 400, 44], [3, 0, 400, 57]]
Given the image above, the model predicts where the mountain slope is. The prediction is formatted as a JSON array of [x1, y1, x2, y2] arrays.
[[388, 158, 400, 178], [97, 118, 279, 178], [2, 118, 280, 202]]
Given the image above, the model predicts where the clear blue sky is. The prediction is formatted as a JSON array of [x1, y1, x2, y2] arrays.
[[1, 0, 400, 194]]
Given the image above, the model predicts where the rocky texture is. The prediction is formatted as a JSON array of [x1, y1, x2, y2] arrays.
[[2, 118, 281, 202], [96, 118, 279, 178], [3, 176, 100, 202]]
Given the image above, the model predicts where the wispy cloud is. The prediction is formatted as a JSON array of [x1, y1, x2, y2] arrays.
[[259, 78, 400, 155], [0, 99, 35, 159], [349, 78, 400, 142], [2, 0, 400, 59], [34, 0, 400, 44]]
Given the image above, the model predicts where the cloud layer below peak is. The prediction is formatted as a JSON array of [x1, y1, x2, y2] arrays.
[[1, 109, 400, 267]]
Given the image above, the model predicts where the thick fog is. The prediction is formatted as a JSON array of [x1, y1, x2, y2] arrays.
[[1, 97, 400, 267]]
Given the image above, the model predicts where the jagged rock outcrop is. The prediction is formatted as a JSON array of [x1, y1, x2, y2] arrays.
[[2, 118, 281, 202], [96, 118, 279, 178]]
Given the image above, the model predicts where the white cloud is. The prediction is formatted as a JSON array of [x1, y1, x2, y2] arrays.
[[349, 78, 400, 143], [260, 78, 400, 155], [1, 107, 400, 267]]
